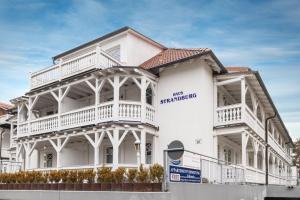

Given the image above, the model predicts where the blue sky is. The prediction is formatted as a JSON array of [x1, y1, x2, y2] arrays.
[[0, 0, 300, 138]]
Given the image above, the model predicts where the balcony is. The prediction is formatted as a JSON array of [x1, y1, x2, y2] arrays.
[[18, 101, 155, 136], [30, 48, 122, 89], [215, 75, 293, 164], [215, 104, 292, 164]]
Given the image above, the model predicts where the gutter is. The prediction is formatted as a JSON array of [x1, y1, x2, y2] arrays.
[[253, 71, 294, 147], [265, 113, 277, 185]]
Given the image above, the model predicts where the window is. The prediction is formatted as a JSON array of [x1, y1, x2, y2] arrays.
[[146, 87, 153, 105], [146, 143, 152, 164], [44, 153, 53, 168], [224, 148, 232, 164], [105, 147, 113, 164], [106, 45, 120, 61]]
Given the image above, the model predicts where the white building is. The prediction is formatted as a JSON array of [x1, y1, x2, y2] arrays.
[[11, 27, 295, 185], [0, 103, 21, 172]]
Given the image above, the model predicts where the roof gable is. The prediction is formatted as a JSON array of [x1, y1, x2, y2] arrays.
[[53, 26, 166, 61], [140, 48, 226, 73]]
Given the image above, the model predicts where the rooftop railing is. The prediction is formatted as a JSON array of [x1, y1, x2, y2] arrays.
[[30, 49, 122, 89]]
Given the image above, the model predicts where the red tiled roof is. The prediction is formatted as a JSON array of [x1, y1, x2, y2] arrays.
[[0, 102, 14, 110], [226, 66, 251, 73], [140, 48, 211, 69]]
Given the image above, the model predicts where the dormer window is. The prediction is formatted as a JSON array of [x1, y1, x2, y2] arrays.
[[106, 45, 120, 61]]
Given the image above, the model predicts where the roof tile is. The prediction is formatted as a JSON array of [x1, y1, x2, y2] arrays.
[[140, 48, 211, 69]]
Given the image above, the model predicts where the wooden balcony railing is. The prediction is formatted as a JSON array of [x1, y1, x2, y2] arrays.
[[215, 104, 292, 164], [17, 101, 156, 136], [30, 49, 122, 89]]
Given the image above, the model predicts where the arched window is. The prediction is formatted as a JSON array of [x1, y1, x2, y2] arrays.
[[246, 138, 255, 167], [245, 90, 254, 111], [146, 85, 153, 105], [257, 105, 263, 122], [257, 145, 264, 170]]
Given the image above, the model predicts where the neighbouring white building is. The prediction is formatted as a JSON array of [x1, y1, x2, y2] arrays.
[[0, 103, 21, 172], [10, 27, 296, 185]]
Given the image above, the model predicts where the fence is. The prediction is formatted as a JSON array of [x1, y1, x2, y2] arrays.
[[0, 160, 22, 173], [163, 149, 298, 191]]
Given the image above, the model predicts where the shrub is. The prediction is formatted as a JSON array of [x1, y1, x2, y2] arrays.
[[34, 171, 43, 183], [49, 171, 61, 183], [27, 171, 36, 183], [97, 167, 113, 183], [136, 165, 149, 183], [113, 167, 125, 183], [84, 169, 96, 183], [41, 172, 49, 183], [15, 171, 25, 184], [126, 168, 137, 183], [150, 164, 164, 183], [67, 171, 78, 183], [77, 170, 85, 183], [9, 173, 17, 184], [202, 177, 209, 183], [60, 170, 69, 183]]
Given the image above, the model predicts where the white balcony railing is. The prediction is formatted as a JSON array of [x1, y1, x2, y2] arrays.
[[17, 101, 156, 136], [215, 104, 293, 164], [30, 49, 122, 89], [215, 104, 242, 125], [119, 101, 141, 121]]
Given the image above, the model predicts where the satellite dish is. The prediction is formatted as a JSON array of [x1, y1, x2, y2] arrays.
[[167, 140, 184, 160]]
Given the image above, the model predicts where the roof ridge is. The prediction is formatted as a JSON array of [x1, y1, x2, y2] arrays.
[[167, 47, 211, 51]]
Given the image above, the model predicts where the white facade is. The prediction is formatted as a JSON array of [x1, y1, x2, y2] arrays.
[[11, 27, 295, 185]]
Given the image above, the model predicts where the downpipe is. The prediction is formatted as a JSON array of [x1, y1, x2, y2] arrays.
[[265, 113, 277, 185]]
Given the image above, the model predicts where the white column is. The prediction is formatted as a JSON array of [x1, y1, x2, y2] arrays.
[[152, 134, 158, 164], [213, 79, 218, 124], [140, 130, 146, 165], [213, 135, 218, 159], [95, 79, 100, 121], [141, 78, 146, 123], [56, 138, 62, 169], [241, 132, 248, 167], [262, 148, 266, 171], [94, 132, 99, 167], [241, 78, 246, 121], [112, 128, 119, 169], [113, 75, 120, 121], [58, 89, 62, 130], [254, 149, 258, 169]]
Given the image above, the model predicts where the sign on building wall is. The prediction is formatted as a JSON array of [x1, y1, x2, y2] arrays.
[[160, 91, 197, 105], [169, 165, 201, 183]]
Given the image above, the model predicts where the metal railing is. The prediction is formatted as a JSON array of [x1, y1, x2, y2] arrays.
[[0, 160, 22, 173], [163, 149, 297, 191]]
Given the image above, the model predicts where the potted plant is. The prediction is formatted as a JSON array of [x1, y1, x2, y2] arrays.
[[97, 167, 112, 191], [59, 170, 69, 190], [29, 171, 38, 190], [134, 165, 151, 192], [1, 173, 8, 190], [75, 170, 84, 191], [150, 164, 164, 192], [33, 171, 43, 190], [123, 168, 137, 191], [0, 173, 3, 190], [9, 173, 17, 190], [49, 171, 60, 190], [201, 177, 209, 183], [83, 169, 95, 191], [66, 170, 77, 190], [112, 167, 125, 191], [41, 172, 50, 190]]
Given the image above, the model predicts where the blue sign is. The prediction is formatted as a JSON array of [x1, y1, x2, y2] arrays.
[[169, 165, 201, 183], [160, 91, 197, 105]]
